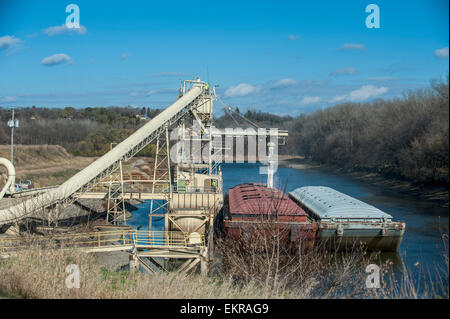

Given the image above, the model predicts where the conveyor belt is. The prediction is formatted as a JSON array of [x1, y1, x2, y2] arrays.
[[0, 86, 203, 225]]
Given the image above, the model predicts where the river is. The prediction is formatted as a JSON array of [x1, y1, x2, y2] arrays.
[[128, 162, 449, 291]]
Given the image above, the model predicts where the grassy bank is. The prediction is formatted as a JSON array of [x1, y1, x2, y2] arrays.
[[0, 247, 295, 299], [0, 239, 447, 299]]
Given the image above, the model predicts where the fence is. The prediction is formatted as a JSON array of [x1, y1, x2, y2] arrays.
[[0, 229, 205, 255]]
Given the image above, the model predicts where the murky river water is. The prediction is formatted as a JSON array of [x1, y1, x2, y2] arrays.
[[221, 163, 448, 270], [129, 162, 449, 291]]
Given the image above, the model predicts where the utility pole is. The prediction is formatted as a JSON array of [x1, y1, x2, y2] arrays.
[[7, 107, 19, 165]]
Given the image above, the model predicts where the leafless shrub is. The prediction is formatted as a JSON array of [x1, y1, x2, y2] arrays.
[[215, 215, 449, 299], [0, 245, 289, 299], [216, 214, 377, 298]]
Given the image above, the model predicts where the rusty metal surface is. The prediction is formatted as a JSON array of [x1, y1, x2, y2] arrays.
[[223, 184, 406, 252], [223, 220, 318, 250], [228, 183, 308, 222]]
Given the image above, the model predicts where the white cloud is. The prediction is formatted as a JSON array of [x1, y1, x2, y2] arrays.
[[273, 78, 296, 87], [362, 76, 398, 81], [145, 88, 178, 96], [0, 35, 21, 49], [330, 95, 346, 103], [0, 35, 22, 55], [340, 43, 366, 51], [0, 95, 18, 103], [330, 85, 388, 103], [224, 83, 259, 97], [300, 96, 321, 105], [41, 53, 73, 66], [146, 90, 158, 96], [287, 34, 300, 41], [330, 67, 357, 75], [434, 46, 449, 59], [44, 24, 87, 36]]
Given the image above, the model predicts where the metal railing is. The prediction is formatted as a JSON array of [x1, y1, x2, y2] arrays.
[[133, 231, 204, 248], [0, 230, 205, 254], [88, 183, 221, 194], [172, 185, 221, 194]]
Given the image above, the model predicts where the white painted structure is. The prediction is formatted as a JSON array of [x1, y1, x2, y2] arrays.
[[0, 157, 16, 199], [0, 84, 203, 225]]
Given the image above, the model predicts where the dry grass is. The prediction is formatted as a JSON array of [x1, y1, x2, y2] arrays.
[[216, 221, 375, 299], [0, 237, 447, 299], [0, 144, 96, 187], [0, 199, 447, 299], [215, 218, 449, 299], [0, 246, 295, 299]]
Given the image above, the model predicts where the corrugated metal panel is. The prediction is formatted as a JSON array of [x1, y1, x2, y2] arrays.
[[228, 183, 307, 220], [224, 220, 317, 244], [289, 186, 392, 220]]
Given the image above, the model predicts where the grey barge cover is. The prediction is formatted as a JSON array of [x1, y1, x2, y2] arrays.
[[289, 186, 405, 251]]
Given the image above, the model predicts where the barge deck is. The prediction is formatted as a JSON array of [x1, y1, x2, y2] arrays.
[[289, 186, 405, 252]]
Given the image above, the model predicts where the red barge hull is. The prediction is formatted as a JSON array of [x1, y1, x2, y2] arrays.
[[223, 183, 317, 250]]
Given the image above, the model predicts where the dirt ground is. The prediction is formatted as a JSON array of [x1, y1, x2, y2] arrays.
[[0, 145, 158, 191], [0, 145, 97, 188]]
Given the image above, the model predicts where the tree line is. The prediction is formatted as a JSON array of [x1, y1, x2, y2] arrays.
[[0, 106, 161, 157], [215, 78, 449, 186], [1, 78, 448, 186], [289, 79, 448, 186]]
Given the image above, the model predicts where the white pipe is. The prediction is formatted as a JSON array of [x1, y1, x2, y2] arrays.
[[0, 157, 16, 199], [266, 142, 275, 188]]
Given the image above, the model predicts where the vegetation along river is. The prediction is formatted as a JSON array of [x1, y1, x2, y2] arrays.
[[128, 162, 449, 290]]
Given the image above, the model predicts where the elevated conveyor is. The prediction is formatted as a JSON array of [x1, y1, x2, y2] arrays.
[[0, 85, 203, 226]]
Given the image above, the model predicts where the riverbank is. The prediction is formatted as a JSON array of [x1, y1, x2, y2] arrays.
[[278, 156, 449, 207]]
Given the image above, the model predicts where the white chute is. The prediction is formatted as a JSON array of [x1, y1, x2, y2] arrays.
[[0, 157, 16, 199]]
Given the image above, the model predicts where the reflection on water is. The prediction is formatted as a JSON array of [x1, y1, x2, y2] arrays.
[[220, 163, 448, 285], [126, 200, 167, 273], [126, 162, 448, 292], [127, 199, 166, 232]]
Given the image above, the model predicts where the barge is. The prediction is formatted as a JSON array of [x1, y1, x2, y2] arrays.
[[289, 186, 405, 252], [223, 183, 317, 251]]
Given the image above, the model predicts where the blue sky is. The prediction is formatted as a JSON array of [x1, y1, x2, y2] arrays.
[[0, 0, 448, 116]]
